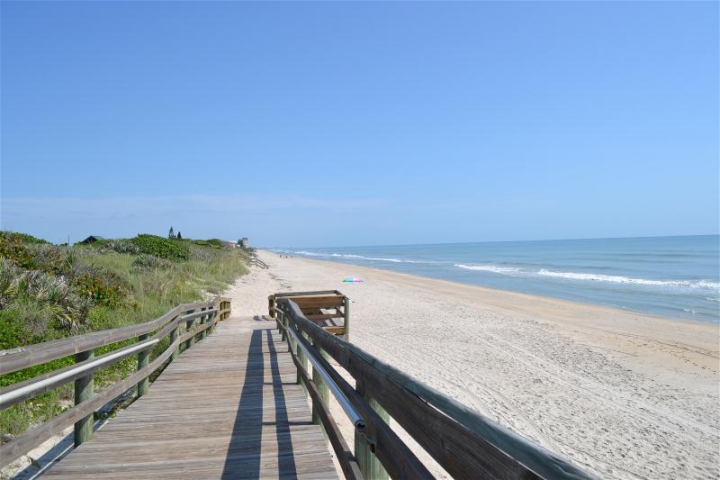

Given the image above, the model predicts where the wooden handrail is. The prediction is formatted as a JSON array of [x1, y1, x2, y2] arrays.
[[0, 300, 211, 375], [0, 296, 231, 468], [274, 297, 597, 480]]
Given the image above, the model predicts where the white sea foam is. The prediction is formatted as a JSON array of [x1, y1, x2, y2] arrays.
[[455, 264, 522, 275], [292, 251, 435, 265], [452, 263, 720, 291], [537, 270, 719, 290]]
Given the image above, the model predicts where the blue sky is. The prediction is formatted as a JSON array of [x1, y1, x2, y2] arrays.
[[1, 1, 717, 247]]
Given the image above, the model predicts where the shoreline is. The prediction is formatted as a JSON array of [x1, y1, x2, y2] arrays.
[[275, 241, 720, 325], [228, 250, 719, 479], [272, 251, 719, 357]]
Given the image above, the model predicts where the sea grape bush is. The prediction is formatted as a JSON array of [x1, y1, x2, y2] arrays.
[[131, 234, 190, 261]]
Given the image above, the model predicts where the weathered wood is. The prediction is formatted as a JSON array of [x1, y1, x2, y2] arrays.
[[43, 317, 337, 479], [323, 326, 346, 336], [296, 332, 308, 396], [286, 313, 433, 479], [311, 345, 330, 426], [0, 301, 216, 375], [169, 324, 179, 362], [137, 334, 150, 397], [0, 329, 181, 467], [0, 338, 157, 410], [0, 307, 178, 375], [184, 310, 196, 350], [282, 299, 594, 480], [0, 298, 228, 468], [271, 289, 342, 299], [355, 379, 390, 480], [305, 313, 344, 322], [74, 350, 94, 447], [343, 296, 350, 341], [289, 296, 346, 309], [290, 340, 363, 480]]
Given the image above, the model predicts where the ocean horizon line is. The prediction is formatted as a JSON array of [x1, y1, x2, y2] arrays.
[[266, 233, 718, 251]]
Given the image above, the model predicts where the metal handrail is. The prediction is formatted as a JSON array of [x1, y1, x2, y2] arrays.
[[284, 322, 365, 430]]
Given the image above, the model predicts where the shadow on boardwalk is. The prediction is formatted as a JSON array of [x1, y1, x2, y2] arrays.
[[39, 317, 336, 479], [221, 329, 299, 479]]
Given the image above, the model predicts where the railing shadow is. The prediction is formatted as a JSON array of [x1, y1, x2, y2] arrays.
[[221, 330, 264, 479], [266, 329, 298, 479], [221, 328, 298, 479]]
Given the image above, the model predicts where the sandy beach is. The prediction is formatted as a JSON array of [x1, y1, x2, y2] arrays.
[[226, 250, 719, 479]]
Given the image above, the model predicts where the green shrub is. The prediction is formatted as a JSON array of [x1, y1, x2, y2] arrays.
[[0, 232, 37, 269], [205, 238, 225, 248], [131, 235, 190, 262], [0, 309, 39, 349], [73, 266, 128, 309], [102, 240, 141, 255], [132, 254, 173, 270], [0, 231, 48, 245]]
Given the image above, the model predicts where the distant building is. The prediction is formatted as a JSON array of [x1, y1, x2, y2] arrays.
[[80, 235, 105, 244], [239, 238, 249, 248]]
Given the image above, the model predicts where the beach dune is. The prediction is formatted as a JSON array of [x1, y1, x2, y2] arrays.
[[226, 250, 719, 479]]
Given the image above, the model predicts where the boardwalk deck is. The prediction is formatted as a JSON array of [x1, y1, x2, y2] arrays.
[[44, 316, 338, 479]]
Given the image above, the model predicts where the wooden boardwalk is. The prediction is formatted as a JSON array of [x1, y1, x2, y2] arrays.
[[44, 316, 338, 479]]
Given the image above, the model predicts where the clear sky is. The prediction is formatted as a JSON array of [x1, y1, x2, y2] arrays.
[[1, 1, 718, 248]]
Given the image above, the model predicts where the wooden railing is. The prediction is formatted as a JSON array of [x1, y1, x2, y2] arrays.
[[272, 295, 596, 480], [269, 290, 350, 338], [0, 296, 231, 468]]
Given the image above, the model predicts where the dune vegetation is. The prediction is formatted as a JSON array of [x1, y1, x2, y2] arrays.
[[0, 231, 250, 438]]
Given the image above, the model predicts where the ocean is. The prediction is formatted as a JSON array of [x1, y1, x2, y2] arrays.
[[275, 235, 720, 323]]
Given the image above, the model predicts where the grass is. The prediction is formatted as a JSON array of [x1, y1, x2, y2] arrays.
[[0, 232, 250, 438]]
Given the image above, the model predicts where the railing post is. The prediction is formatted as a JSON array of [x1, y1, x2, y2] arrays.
[[208, 307, 215, 335], [137, 334, 149, 398], [297, 331, 308, 395], [199, 307, 207, 341], [74, 350, 94, 447], [355, 379, 389, 480], [184, 309, 195, 350], [286, 313, 296, 354], [311, 345, 330, 426], [280, 311, 287, 342], [343, 296, 351, 341], [170, 317, 180, 362], [268, 296, 275, 318]]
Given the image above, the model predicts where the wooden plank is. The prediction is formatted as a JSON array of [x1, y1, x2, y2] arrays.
[[290, 296, 345, 309], [306, 313, 344, 322], [43, 317, 338, 479], [323, 326, 346, 336]]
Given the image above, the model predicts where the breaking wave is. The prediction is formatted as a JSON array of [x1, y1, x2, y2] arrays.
[[453, 264, 719, 291], [290, 251, 435, 264]]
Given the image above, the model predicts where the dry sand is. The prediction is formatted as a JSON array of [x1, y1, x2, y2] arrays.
[[226, 250, 719, 479]]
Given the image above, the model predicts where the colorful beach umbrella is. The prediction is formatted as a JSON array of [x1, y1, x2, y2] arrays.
[[343, 277, 364, 283]]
